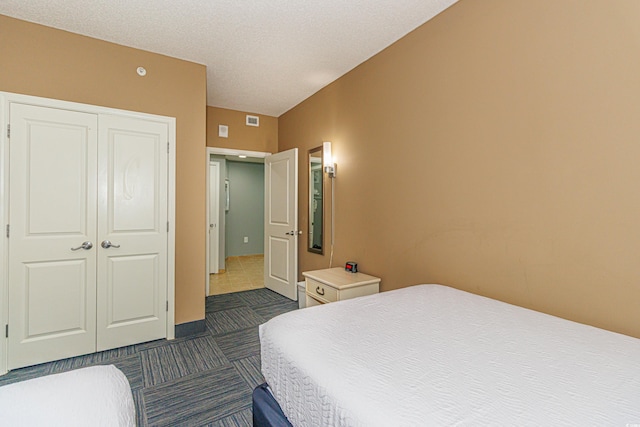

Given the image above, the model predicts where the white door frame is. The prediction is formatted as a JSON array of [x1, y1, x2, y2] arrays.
[[0, 92, 177, 375], [0, 94, 7, 376], [205, 147, 271, 296]]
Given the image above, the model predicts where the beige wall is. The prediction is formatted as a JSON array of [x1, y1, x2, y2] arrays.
[[279, 0, 640, 338], [0, 15, 207, 325], [207, 106, 278, 153]]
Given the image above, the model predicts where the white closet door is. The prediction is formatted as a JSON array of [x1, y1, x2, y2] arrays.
[[8, 104, 98, 370], [96, 114, 168, 351]]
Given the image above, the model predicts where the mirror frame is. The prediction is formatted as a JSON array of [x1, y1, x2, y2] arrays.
[[308, 146, 324, 254]]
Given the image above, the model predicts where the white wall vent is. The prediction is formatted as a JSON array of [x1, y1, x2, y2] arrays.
[[246, 115, 259, 127]]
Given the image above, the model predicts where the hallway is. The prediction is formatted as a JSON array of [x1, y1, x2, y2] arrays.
[[209, 255, 264, 296]]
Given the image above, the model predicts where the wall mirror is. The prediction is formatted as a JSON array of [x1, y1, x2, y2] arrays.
[[308, 146, 324, 254]]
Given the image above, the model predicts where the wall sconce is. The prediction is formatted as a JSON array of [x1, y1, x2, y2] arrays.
[[323, 141, 336, 178]]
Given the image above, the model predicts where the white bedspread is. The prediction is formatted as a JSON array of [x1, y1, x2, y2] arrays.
[[260, 284, 640, 426], [0, 364, 135, 426]]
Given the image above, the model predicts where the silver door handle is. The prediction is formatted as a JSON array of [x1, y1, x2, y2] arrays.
[[71, 241, 93, 251], [101, 240, 121, 249], [285, 230, 303, 236]]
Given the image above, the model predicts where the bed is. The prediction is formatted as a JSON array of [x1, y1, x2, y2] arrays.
[[0, 365, 135, 426], [257, 284, 640, 426]]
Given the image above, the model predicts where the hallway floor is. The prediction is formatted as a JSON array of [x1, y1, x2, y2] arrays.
[[209, 255, 264, 296]]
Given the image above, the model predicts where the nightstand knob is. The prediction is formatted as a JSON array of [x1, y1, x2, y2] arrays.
[[316, 286, 325, 296]]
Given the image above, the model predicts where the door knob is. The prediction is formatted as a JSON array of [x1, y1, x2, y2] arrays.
[[71, 241, 93, 251], [101, 240, 121, 249]]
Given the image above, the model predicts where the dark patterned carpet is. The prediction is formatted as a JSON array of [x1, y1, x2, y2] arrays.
[[0, 288, 299, 426]]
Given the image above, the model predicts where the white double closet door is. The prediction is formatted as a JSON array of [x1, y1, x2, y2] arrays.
[[7, 102, 168, 370]]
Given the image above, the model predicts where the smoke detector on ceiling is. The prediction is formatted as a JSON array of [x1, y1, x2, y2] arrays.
[[246, 115, 259, 127]]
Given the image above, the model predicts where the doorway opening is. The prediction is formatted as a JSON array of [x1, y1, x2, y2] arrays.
[[206, 147, 270, 296]]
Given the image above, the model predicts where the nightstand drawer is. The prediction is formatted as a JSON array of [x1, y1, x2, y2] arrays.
[[306, 278, 338, 303]]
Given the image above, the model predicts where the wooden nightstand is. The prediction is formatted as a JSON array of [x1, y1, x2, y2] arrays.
[[302, 267, 381, 306]]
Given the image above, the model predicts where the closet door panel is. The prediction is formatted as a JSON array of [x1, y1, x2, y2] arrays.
[[7, 103, 98, 370], [111, 133, 159, 231], [107, 255, 158, 323], [97, 114, 168, 351]]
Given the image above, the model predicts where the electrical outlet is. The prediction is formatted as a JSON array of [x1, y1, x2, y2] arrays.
[[243, 236, 249, 243]]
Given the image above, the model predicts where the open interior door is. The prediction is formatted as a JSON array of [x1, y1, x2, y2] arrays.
[[208, 161, 220, 275], [264, 148, 298, 300]]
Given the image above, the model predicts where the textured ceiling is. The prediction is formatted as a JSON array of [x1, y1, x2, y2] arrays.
[[0, 0, 459, 117]]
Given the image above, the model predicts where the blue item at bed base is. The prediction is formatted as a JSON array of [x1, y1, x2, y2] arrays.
[[252, 383, 293, 427]]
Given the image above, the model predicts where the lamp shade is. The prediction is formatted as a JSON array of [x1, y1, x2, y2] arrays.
[[323, 141, 332, 169]]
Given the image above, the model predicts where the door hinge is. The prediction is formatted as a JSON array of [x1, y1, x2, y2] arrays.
[[167, 142, 169, 153], [166, 301, 169, 312], [5, 224, 9, 238], [5, 324, 8, 338], [6, 124, 9, 138], [167, 221, 169, 232]]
